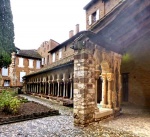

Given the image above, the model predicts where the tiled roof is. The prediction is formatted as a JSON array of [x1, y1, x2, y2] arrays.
[[23, 55, 74, 78], [17, 50, 42, 59]]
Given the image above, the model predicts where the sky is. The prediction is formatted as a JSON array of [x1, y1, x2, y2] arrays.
[[10, 0, 90, 50]]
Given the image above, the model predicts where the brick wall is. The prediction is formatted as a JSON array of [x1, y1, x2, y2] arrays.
[[85, 0, 121, 29], [37, 39, 59, 65], [12, 56, 41, 86]]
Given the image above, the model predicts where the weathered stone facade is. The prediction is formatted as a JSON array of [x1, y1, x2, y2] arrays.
[[72, 38, 122, 126]]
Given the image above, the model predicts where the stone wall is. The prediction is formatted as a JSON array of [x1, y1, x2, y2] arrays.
[[37, 39, 59, 65], [73, 39, 122, 126], [54, 44, 74, 62], [74, 50, 96, 126], [121, 33, 150, 107]]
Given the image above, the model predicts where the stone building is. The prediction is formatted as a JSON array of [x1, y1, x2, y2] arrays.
[[23, 0, 150, 126], [0, 49, 42, 87], [37, 39, 59, 66]]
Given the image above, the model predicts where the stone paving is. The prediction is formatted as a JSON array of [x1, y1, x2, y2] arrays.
[[0, 95, 149, 137]]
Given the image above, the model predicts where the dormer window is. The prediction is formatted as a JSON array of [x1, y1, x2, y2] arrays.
[[89, 9, 100, 25]]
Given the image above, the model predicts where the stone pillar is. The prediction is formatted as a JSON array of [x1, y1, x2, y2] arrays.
[[63, 80, 66, 97], [100, 73, 107, 107], [107, 73, 114, 108], [70, 78, 73, 99], [52, 81, 55, 96], [57, 82, 59, 96], [45, 82, 47, 95], [65, 80, 69, 97], [48, 82, 50, 95], [37, 83, 39, 93], [74, 51, 96, 126], [39, 82, 41, 94]]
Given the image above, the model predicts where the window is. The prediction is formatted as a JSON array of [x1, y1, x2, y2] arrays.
[[18, 58, 24, 67], [2, 67, 8, 76], [4, 80, 10, 86], [92, 11, 96, 23], [52, 53, 55, 62], [36, 60, 41, 69], [41, 58, 44, 65], [29, 59, 34, 68], [59, 49, 62, 59], [45, 57, 47, 65], [20, 72, 26, 82], [89, 9, 100, 25]]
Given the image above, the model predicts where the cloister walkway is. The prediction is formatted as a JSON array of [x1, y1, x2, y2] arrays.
[[0, 94, 149, 137]]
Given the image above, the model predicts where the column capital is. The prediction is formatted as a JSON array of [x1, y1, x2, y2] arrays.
[[95, 69, 101, 80], [101, 73, 107, 80], [107, 73, 114, 81]]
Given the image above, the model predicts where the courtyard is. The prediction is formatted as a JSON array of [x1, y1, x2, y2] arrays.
[[0, 95, 149, 137]]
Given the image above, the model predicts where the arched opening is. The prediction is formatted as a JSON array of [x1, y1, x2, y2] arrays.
[[97, 76, 102, 103]]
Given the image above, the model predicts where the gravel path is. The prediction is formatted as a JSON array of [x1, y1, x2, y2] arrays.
[[0, 95, 149, 137]]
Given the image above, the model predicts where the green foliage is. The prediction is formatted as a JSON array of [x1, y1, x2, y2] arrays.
[[0, 0, 16, 68], [0, 90, 21, 114], [20, 98, 28, 103]]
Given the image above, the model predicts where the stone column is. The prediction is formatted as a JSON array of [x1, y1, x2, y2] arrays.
[[39, 82, 41, 94], [74, 51, 96, 126], [45, 82, 47, 95], [70, 78, 73, 99], [36, 81, 39, 94], [100, 73, 107, 107], [52, 80, 55, 96], [57, 79, 61, 97], [107, 73, 114, 108], [65, 80, 69, 97], [63, 80, 66, 97], [48, 81, 50, 95]]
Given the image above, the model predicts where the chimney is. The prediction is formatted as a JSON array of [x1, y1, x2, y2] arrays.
[[76, 24, 79, 34], [69, 30, 74, 38]]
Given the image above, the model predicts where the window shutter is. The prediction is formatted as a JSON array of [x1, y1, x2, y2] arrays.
[[96, 9, 100, 21], [59, 49, 62, 59], [52, 53, 55, 62], [42, 58, 44, 65], [36, 60, 40, 69], [29, 59, 34, 68], [20, 72, 26, 82], [89, 15, 92, 25]]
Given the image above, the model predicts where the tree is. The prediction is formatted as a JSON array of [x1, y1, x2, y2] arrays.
[[0, 0, 16, 68]]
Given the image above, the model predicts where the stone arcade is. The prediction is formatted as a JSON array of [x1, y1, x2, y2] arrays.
[[23, 0, 150, 126]]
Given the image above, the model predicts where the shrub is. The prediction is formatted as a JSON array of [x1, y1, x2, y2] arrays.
[[0, 90, 21, 114]]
